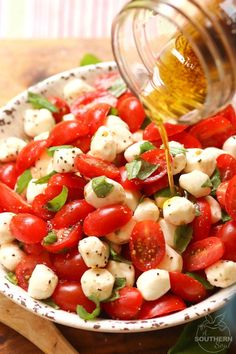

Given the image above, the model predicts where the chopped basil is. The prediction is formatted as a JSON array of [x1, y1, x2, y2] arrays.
[[169, 146, 186, 156], [221, 209, 232, 223], [125, 158, 158, 181], [186, 272, 214, 290], [109, 246, 131, 265], [34, 171, 57, 184], [92, 176, 114, 198], [109, 107, 118, 116], [141, 116, 151, 129], [210, 168, 221, 196], [139, 141, 155, 154], [126, 160, 142, 180], [43, 231, 57, 245], [47, 145, 73, 156], [16, 169, 32, 194], [77, 295, 101, 320], [46, 186, 68, 212], [194, 204, 202, 216], [5, 272, 18, 285], [103, 277, 126, 303], [108, 78, 127, 98], [42, 298, 60, 309], [154, 187, 172, 198], [136, 160, 159, 180], [28, 92, 58, 113], [174, 225, 193, 253], [79, 53, 102, 66], [201, 178, 213, 188]]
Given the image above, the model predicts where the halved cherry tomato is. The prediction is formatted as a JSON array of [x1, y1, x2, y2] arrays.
[[183, 237, 225, 272], [83, 103, 111, 135], [0, 162, 18, 189], [142, 174, 169, 196], [143, 122, 186, 142], [220, 105, 236, 127], [170, 131, 202, 148], [216, 181, 229, 209], [75, 154, 120, 180], [225, 175, 236, 220], [23, 243, 45, 256], [51, 199, 94, 229], [129, 220, 165, 272], [0, 182, 32, 213], [47, 173, 86, 199], [118, 166, 143, 191], [52, 249, 88, 281], [217, 221, 236, 262], [209, 224, 224, 238], [73, 136, 92, 153], [169, 272, 207, 303], [52, 281, 96, 313], [137, 294, 186, 320], [94, 72, 120, 90], [102, 287, 143, 320], [216, 154, 236, 181], [83, 204, 132, 236], [48, 96, 70, 122], [32, 193, 56, 220], [16, 140, 48, 175], [141, 149, 167, 185], [10, 213, 48, 244], [117, 96, 145, 132], [48, 120, 89, 146], [42, 223, 83, 253], [192, 198, 211, 241]]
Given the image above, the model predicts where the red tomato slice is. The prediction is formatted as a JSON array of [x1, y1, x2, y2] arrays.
[[52, 249, 88, 281], [225, 175, 236, 220], [0, 182, 32, 213], [75, 154, 120, 180], [220, 105, 236, 127], [216, 181, 229, 209], [129, 220, 165, 272], [47, 173, 86, 193], [23, 243, 45, 256], [48, 120, 89, 146], [83, 204, 132, 236], [192, 198, 211, 241], [94, 72, 120, 90], [16, 140, 48, 175], [48, 96, 70, 122], [102, 287, 143, 320], [117, 96, 145, 132], [0, 163, 18, 189], [218, 221, 236, 262], [142, 174, 169, 196], [209, 224, 224, 238], [143, 122, 186, 142], [140, 149, 167, 185], [73, 136, 92, 153], [169, 272, 207, 303], [137, 294, 186, 320], [32, 193, 56, 220], [216, 154, 236, 181], [83, 103, 111, 135], [118, 166, 143, 191], [183, 237, 225, 272], [170, 131, 202, 148]]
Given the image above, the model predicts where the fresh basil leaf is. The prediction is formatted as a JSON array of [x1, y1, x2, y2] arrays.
[[77, 295, 101, 320], [47, 186, 68, 212], [174, 225, 193, 253], [5, 271, 18, 285], [28, 92, 58, 113], [103, 277, 127, 303], [154, 187, 172, 198], [125, 159, 158, 181], [108, 78, 127, 98], [201, 178, 213, 188], [194, 204, 202, 217], [139, 141, 155, 154], [16, 169, 32, 194], [126, 160, 142, 180], [92, 176, 114, 198], [210, 168, 221, 196], [80, 53, 102, 66], [43, 231, 57, 245], [221, 209, 232, 223], [186, 272, 214, 290], [109, 246, 131, 265], [42, 298, 60, 309], [137, 159, 159, 180], [169, 146, 186, 156], [141, 117, 151, 129], [109, 107, 118, 116], [47, 145, 73, 156], [34, 171, 57, 184]]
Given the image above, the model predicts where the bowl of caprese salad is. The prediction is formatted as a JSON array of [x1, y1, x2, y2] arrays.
[[0, 61, 235, 332]]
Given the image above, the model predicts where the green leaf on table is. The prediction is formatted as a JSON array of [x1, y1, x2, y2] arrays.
[[16, 169, 32, 194], [28, 92, 58, 113], [5, 271, 18, 285], [186, 272, 214, 290], [92, 176, 114, 198], [79, 53, 102, 66], [47, 145, 73, 157], [46, 186, 68, 212], [103, 277, 126, 303], [108, 78, 127, 98], [210, 168, 221, 196], [77, 295, 101, 320], [43, 231, 58, 245], [125, 159, 158, 181], [174, 225, 193, 253], [34, 171, 57, 184], [139, 141, 155, 154]]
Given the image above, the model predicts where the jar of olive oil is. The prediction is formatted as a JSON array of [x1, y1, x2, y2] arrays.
[[112, 0, 236, 124]]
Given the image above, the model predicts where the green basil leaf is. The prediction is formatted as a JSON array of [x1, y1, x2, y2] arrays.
[[154, 187, 172, 198], [43, 231, 58, 245], [210, 168, 221, 196], [109, 246, 131, 265], [16, 169, 32, 194], [47, 145, 73, 157], [201, 178, 213, 188], [136, 159, 159, 180], [77, 295, 101, 320], [28, 92, 58, 113], [34, 171, 57, 184], [46, 186, 68, 212], [5, 271, 18, 285], [186, 272, 214, 290], [141, 116, 151, 129], [108, 78, 127, 98], [174, 225, 193, 253], [102, 277, 126, 303], [79, 53, 102, 66], [126, 160, 142, 180], [109, 107, 118, 116], [194, 204, 202, 216], [221, 209, 232, 223], [92, 176, 114, 198], [139, 141, 155, 154], [42, 298, 60, 309], [169, 146, 186, 156]]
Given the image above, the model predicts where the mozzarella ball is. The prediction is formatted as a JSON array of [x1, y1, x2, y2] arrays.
[[62, 113, 76, 121], [136, 269, 170, 301], [24, 108, 55, 138], [63, 79, 94, 102], [0, 212, 16, 245], [90, 126, 116, 162], [205, 260, 236, 288], [26, 179, 47, 204], [154, 189, 171, 209], [78, 237, 109, 268], [52, 147, 82, 173], [184, 148, 216, 176], [0, 137, 26, 162], [204, 147, 226, 160], [81, 268, 115, 301], [124, 141, 148, 162], [205, 196, 222, 224], [34, 131, 50, 141], [106, 261, 135, 287], [104, 115, 129, 130], [31, 151, 54, 179], [158, 245, 183, 272], [28, 264, 58, 300], [132, 130, 144, 142], [159, 219, 177, 248], [84, 177, 125, 208], [0, 243, 24, 271], [179, 170, 212, 198], [168, 141, 187, 175], [163, 196, 195, 225], [109, 125, 133, 153], [134, 198, 159, 222], [106, 218, 136, 245], [124, 190, 141, 211], [223, 136, 236, 158]]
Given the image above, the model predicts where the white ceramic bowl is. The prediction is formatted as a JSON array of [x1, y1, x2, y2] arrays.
[[0, 62, 235, 333]]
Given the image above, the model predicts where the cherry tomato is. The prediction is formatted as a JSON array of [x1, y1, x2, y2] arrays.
[[117, 96, 145, 132], [216, 181, 229, 209], [102, 287, 143, 320], [192, 198, 211, 241], [10, 213, 48, 244], [225, 175, 236, 220], [170, 131, 202, 148], [0, 182, 32, 213], [117, 92, 135, 106], [52, 249, 88, 281], [94, 72, 120, 90], [51, 199, 94, 229], [142, 174, 169, 196], [48, 120, 89, 146], [23, 243, 45, 256], [42, 223, 83, 253], [129, 220, 165, 272], [47, 173, 86, 199], [118, 166, 143, 191], [220, 105, 236, 127], [16, 140, 48, 175], [52, 281, 96, 313], [32, 193, 56, 220], [137, 294, 186, 320], [217, 221, 236, 262], [73, 136, 92, 153], [48, 96, 70, 122], [83, 204, 132, 236], [183, 237, 225, 272], [141, 149, 167, 185], [169, 272, 207, 303], [216, 154, 236, 181], [143, 122, 186, 142], [84, 103, 111, 135], [209, 224, 224, 238], [0, 163, 18, 188], [75, 154, 120, 180]]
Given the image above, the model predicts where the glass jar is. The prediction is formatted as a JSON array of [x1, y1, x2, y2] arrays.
[[112, 0, 236, 123]]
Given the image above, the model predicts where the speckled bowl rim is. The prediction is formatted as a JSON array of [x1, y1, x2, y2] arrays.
[[0, 61, 235, 333]]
